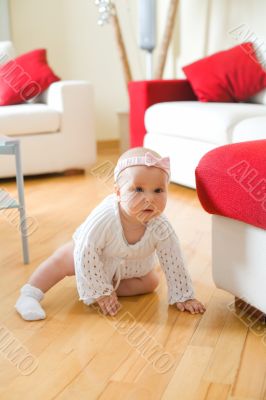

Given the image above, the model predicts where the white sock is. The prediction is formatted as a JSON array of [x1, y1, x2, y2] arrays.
[[15, 283, 46, 321]]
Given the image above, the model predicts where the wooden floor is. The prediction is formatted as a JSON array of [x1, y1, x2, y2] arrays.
[[0, 147, 265, 400]]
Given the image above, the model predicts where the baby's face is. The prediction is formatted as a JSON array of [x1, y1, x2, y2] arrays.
[[114, 165, 168, 224]]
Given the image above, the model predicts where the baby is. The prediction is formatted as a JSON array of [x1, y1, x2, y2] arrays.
[[15, 146, 206, 321]]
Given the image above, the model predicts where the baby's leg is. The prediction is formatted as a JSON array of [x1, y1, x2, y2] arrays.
[[115, 269, 160, 297], [28, 240, 75, 292], [15, 241, 75, 321]]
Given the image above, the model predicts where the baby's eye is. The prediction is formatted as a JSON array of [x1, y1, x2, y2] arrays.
[[155, 188, 163, 193], [135, 187, 143, 192]]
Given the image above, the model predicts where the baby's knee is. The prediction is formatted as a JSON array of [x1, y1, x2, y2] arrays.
[[146, 270, 160, 292], [51, 247, 67, 265], [51, 242, 75, 276]]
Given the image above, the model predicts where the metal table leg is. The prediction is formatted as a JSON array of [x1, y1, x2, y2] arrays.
[[0, 136, 30, 264], [14, 141, 29, 264]]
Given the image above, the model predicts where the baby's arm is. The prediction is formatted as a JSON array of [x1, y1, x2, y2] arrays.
[[155, 221, 205, 314], [74, 240, 121, 314]]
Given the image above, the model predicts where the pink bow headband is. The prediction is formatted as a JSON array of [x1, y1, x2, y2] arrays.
[[114, 151, 171, 182]]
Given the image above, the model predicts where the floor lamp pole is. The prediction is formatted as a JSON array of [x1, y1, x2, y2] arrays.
[[138, 0, 156, 80], [146, 52, 153, 80]]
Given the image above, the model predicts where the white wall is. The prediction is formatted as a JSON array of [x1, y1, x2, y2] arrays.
[[172, 0, 266, 77], [9, 0, 148, 141], [0, 0, 11, 40]]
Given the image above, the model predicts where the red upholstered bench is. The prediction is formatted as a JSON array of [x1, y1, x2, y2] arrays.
[[195, 140, 266, 318]]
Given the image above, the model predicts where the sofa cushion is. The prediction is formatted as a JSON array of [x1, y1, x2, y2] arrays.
[[233, 116, 266, 142], [145, 101, 266, 145], [182, 42, 266, 102], [0, 103, 60, 136], [195, 140, 266, 230], [0, 48, 60, 106]]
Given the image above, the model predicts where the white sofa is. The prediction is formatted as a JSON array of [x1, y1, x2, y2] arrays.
[[0, 41, 97, 178], [128, 80, 266, 189], [144, 100, 266, 189]]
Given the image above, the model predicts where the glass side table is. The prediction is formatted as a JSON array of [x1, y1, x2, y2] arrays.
[[0, 136, 29, 264]]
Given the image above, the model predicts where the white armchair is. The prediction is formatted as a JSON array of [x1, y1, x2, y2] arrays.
[[0, 41, 97, 178]]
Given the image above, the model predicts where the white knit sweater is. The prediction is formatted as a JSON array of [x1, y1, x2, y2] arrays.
[[72, 193, 195, 305]]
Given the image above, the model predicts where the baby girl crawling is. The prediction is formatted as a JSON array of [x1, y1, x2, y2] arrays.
[[15, 146, 206, 320]]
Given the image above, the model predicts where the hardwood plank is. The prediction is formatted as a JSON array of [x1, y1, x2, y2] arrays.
[[98, 381, 153, 400], [203, 312, 248, 385], [161, 345, 213, 400], [231, 329, 266, 399], [190, 290, 231, 348], [228, 397, 259, 400], [197, 381, 232, 400]]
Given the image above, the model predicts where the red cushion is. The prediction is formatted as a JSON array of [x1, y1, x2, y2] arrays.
[[195, 140, 266, 230], [183, 42, 266, 102], [0, 49, 60, 105]]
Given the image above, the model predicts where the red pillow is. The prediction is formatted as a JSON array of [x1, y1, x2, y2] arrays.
[[182, 42, 266, 102], [0, 49, 60, 106]]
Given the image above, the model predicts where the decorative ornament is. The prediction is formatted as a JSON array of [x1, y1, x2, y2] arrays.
[[94, 0, 115, 26], [94, 0, 132, 85]]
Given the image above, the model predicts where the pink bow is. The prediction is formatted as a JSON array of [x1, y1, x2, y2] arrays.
[[144, 151, 170, 169]]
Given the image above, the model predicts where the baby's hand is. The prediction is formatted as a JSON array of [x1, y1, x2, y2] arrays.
[[96, 291, 122, 316], [176, 298, 206, 314]]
